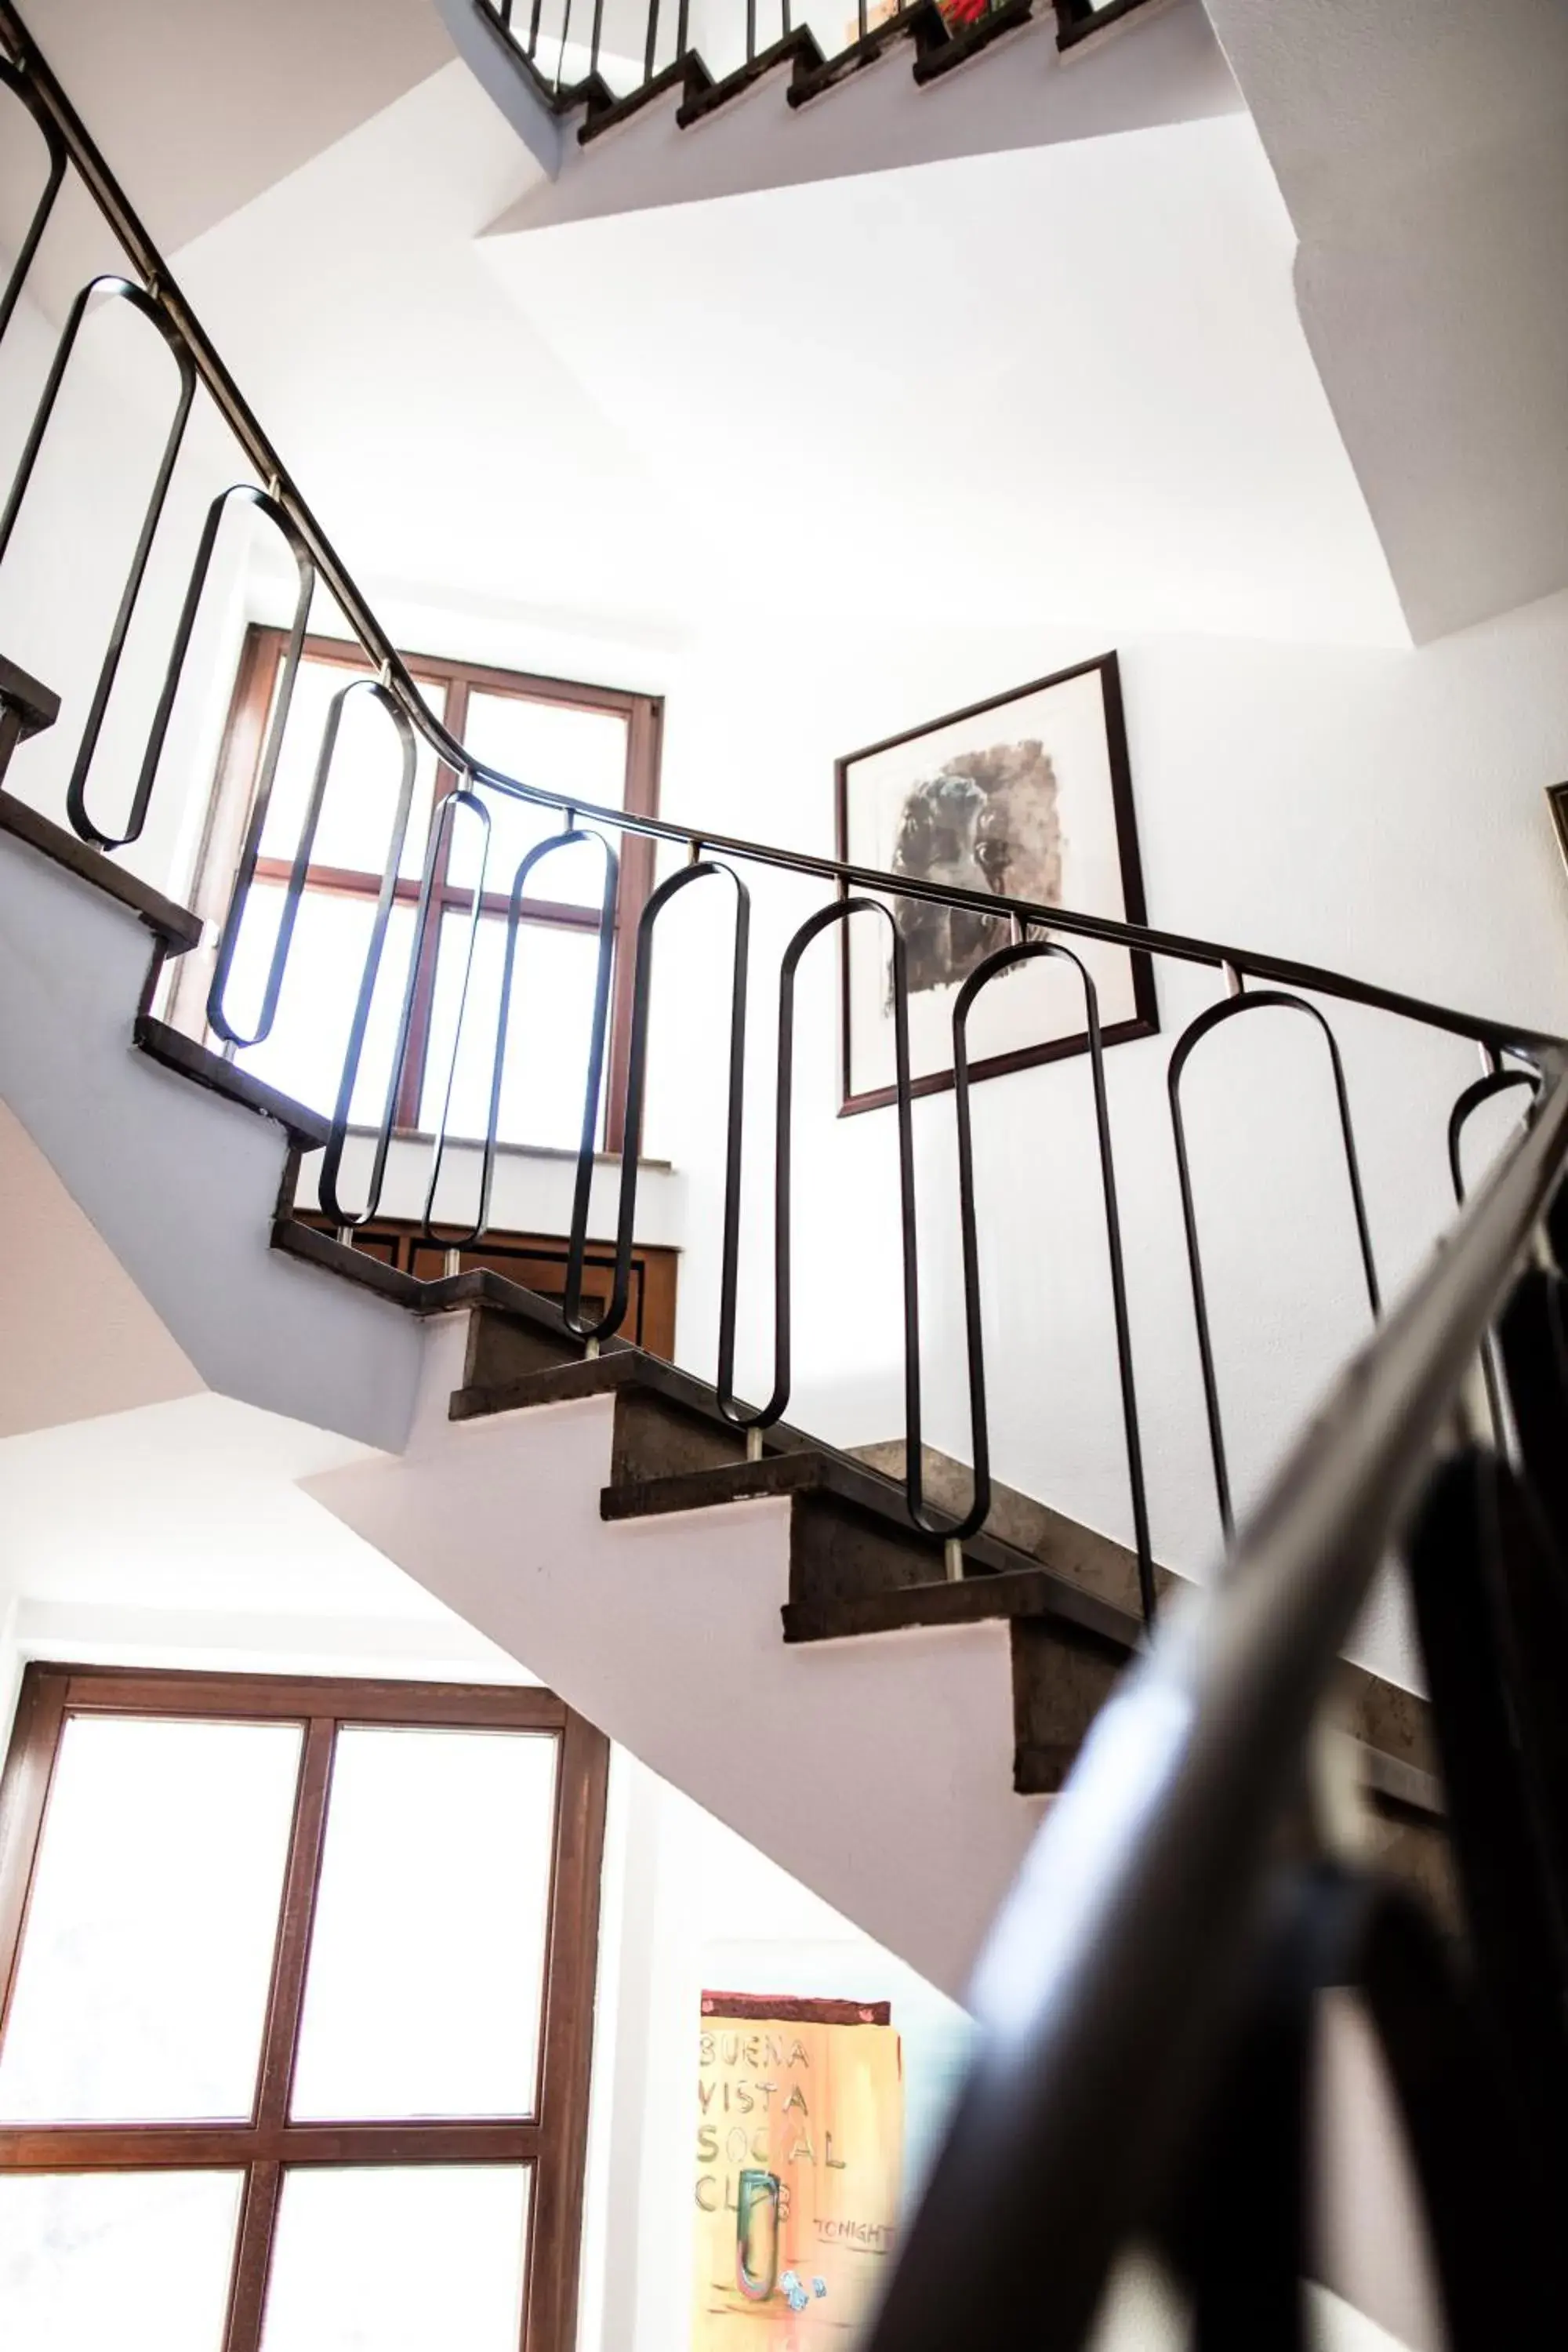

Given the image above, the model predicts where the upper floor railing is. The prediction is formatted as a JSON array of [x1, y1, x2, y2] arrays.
[[476, 0, 1157, 126], [5, 11, 1568, 2332]]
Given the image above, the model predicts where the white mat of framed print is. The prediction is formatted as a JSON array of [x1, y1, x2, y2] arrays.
[[835, 653, 1158, 1115]]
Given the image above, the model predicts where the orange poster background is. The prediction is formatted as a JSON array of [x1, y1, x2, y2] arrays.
[[692, 2000, 904, 2350]]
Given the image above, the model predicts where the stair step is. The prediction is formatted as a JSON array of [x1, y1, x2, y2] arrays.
[[578, 53, 714, 145], [912, 0, 1035, 82], [783, 1563, 1072, 1642], [787, 1, 950, 107], [136, 1018, 329, 1145], [676, 27, 827, 126], [0, 790, 201, 954]]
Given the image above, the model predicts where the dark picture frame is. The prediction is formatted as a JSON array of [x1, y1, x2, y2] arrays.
[[834, 652, 1159, 1116], [1548, 781, 1568, 873]]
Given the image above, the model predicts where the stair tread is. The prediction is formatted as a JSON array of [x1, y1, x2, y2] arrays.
[[0, 793, 201, 953], [784, 1564, 1095, 1642]]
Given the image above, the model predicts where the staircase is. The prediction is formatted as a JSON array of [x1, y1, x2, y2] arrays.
[[441, 0, 1232, 231], [6, 6, 1568, 2341]]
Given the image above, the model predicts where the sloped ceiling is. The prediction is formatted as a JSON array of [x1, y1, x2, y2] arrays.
[[1203, 0, 1568, 642]]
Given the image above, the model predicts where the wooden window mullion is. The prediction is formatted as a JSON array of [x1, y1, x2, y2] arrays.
[[221, 2157, 281, 2352]]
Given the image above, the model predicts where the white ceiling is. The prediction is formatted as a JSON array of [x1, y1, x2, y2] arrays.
[[165, 58, 1405, 651], [20, 0, 455, 254]]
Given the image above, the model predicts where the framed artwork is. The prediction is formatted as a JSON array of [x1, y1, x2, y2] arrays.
[[835, 652, 1159, 1116], [692, 1992, 903, 2347], [1548, 781, 1568, 872]]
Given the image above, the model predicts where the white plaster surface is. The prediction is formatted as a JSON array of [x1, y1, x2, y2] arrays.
[[307, 1316, 1045, 1996]]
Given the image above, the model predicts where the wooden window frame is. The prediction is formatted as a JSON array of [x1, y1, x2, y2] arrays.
[[203, 626, 662, 1152], [0, 1664, 609, 2352]]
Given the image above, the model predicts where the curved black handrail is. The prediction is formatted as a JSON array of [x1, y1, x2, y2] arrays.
[[952, 931, 1155, 1613], [0, 272, 197, 850], [1167, 984, 1381, 1541], [864, 1051, 1568, 2352], [0, 0, 1559, 1069]]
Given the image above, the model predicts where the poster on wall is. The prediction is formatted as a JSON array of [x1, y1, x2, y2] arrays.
[[692, 1992, 904, 2349], [835, 652, 1158, 1115]]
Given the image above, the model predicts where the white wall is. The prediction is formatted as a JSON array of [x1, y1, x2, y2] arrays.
[[580, 1753, 975, 2352]]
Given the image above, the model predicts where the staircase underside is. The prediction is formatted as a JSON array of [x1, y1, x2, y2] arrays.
[[0, 710, 1450, 1991]]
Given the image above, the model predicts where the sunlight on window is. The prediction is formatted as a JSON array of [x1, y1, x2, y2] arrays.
[[0, 1718, 299, 2125], [419, 915, 608, 1151], [290, 1729, 558, 2122], [230, 894, 416, 1123], [448, 691, 627, 906], [260, 2166, 530, 2352], [257, 659, 445, 881], [0, 2171, 244, 2352]]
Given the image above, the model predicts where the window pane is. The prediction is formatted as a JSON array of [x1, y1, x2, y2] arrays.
[[419, 913, 606, 1152], [230, 890, 416, 1123], [449, 691, 627, 906], [0, 1717, 299, 2124], [256, 653, 445, 880], [290, 1729, 557, 2121], [0, 2171, 243, 2352], [260, 2166, 529, 2352]]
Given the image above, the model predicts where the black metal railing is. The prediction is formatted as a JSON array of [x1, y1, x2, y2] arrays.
[[0, 0, 1562, 1628], [6, 8, 1568, 2339], [473, 0, 1131, 122], [862, 1052, 1568, 2349]]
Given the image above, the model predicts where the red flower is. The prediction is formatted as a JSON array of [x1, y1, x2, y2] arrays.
[[941, 0, 993, 23]]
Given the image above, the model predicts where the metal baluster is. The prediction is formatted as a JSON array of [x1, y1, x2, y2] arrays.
[[1168, 983, 1382, 1544], [726, 898, 924, 1509], [953, 935, 1155, 1618], [318, 782, 485, 1231], [209, 677, 409, 1052], [133, 484, 313, 871], [424, 819, 618, 1267], [419, 793, 494, 1222], [0, 60, 65, 351], [580, 858, 749, 1348], [0, 277, 196, 849], [1447, 1063, 1542, 1452]]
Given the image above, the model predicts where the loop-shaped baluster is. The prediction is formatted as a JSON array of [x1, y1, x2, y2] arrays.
[[423, 822, 619, 1269], [1448, 1066, 1541, 1205], [1448, 1065, 1542, 1446], [0, 274, 197, 848], [582, 858, 750, 1349], [209, 675, 414, 1051], [713, 897, 931, 1526], [952, 936, 1156, 1619], [0, 59, 66, 350], [318, 782, 487, 1231], [136, 483, 314, 873], [1168, 986, 1381, 1541]]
